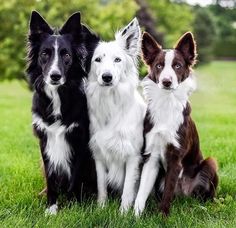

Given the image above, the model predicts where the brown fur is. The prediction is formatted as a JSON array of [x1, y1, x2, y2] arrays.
[[142, 32, 218, 216]]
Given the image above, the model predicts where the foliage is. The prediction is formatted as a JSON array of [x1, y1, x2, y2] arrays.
[[192, 6, 217, 64], [147, 0, 194, 47], [1, 61, 236, 226], [0, 0, 137, 80]]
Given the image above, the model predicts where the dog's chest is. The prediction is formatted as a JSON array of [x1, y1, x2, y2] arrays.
[[145, 95, 186, 167]]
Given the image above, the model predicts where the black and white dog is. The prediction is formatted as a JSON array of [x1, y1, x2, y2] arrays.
[[26, 11, 99, 215], [86, 18, 146, 213]]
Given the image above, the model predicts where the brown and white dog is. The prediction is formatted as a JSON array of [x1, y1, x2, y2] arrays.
[[134, 32, 218, 216]]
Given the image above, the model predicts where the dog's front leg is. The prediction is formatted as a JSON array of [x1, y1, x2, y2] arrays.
[[45, 174, 59, 216], [95, 159, 107, 207], [134, 155, 159, 216], [159, 155, 182, 216], [120, 155, 140, 213]]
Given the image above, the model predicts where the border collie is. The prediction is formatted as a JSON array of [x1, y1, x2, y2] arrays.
[[86, 18, 146, 212], [26, 11, 99, 215], [134, 32, 218, 216]]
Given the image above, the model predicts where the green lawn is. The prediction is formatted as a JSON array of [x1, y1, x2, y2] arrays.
[[0, 61, 236, 227]]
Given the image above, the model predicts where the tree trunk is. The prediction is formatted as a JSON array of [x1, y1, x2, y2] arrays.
[[135, 0, 164, 45]]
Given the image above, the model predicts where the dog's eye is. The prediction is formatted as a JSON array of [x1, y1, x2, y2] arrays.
[[40, 51, 49, 63], [63, 53, 71, 61], [95, 57, 101, 62], [156, 64, 163, 69], [174, 64, 181, 69], [114, 57, 121, 63]]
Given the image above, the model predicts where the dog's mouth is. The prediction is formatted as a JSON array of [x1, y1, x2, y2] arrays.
[[101, 82, 113, 87]]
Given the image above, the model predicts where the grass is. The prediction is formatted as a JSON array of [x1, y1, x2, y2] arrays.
[[0, 60, 236, 227]]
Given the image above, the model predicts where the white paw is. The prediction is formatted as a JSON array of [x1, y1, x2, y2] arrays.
[[134, 199, 145, 217], [120, 198, 133, 214], [45, 204, 58, 216], [97, 197, 106, 208]]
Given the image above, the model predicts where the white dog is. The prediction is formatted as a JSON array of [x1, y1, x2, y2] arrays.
[[86, 18, 146, 212]]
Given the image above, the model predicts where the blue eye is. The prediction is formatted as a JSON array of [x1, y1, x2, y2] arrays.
[[114, 57, 121, 63], [175, 64, 181, 69], [156, 64, 162, 69], [95, 57, 101, 62]]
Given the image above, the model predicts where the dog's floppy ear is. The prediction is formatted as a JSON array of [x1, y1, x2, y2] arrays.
[[174, 32, 197, 66], [60, 12, 81, 35], [115, 17, 141, 58], [142, 32, 162, 65], [29, 11, 53, 35]]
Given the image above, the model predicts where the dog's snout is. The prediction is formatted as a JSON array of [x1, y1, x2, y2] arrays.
[[102, 73, 112, 83], [162, 78, 172, 88], [50, 73, 61, 82]]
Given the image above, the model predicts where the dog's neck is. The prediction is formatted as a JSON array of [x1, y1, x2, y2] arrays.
[[143, 74, 196, 149]]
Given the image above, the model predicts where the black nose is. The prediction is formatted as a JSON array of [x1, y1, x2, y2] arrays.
[[50, 74, 61, 82], [162, 79, 172, 88], [102, 73, 112, 83]]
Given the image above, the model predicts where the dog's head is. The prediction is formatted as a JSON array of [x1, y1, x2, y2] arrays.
[[89, 18, 141, 87], [142, 32, 197, 90], [27, 11, 99, 88]]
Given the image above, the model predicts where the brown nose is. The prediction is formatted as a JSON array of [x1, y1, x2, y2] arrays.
[[162, 79, 172, 88]]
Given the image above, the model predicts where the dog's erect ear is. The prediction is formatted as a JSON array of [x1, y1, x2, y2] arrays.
[[174, 32, 197, 66], [115, 18, 141, 58], [60, 12, 81, 35], [142, 32, 162, 65], [29, 11, 53, 35]]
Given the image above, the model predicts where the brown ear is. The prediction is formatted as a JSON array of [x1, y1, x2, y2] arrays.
[[174, 32, 197, 66], [142, 32, 162, 65]]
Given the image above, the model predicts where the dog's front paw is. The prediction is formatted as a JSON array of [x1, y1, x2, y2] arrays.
[[134, 198, 145, 217], [119, 202, 131, 214], [97, 197, 107, 208], [45, 204, 58, 216]]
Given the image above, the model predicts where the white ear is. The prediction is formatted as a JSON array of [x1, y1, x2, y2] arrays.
[[115, 18, 141, 58]]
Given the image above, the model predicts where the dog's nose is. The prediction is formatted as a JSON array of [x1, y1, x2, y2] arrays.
[[162, 78, 172, 88], [102, 73, 112, 83], [50, 74, 61, 82]]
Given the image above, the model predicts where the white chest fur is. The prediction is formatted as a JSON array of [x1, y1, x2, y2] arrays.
[[142, 76, 196, 168], [33, 114, 79, 177], [87, 82, 146, 188]]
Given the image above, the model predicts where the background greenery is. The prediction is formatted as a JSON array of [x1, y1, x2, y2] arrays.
[[0, 0, 236, 80], [0, 61, 236, 227]]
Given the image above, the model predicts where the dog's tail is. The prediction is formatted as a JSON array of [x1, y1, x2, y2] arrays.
[[192, 157, 218, 201]]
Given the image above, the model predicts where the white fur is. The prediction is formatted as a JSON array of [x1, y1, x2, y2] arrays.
[[134, 73, 196, 216], [46, 37, 65, 85], [86, 18, 146, 212], [45, 204, 58, 216], [33, 86, 79, 177], [158, 50, 178, 89], [44, 84, 61, 116]]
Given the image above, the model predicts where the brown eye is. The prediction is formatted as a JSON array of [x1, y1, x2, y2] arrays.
[[40, 51, 49, 63], [63, 53, 71, 63]]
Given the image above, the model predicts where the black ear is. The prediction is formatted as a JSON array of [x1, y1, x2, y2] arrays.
[[174, 32, 197, 65], [142, 32, 162, 65], [29, 11, 53, 35], [60, 12, 81, 35]]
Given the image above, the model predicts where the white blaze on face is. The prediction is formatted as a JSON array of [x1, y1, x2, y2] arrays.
[[158, 50, 179, 89], [46, 38, 61, 83]]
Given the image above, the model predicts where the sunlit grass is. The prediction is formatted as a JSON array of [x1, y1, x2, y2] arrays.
[[0, 61, 236, 227]]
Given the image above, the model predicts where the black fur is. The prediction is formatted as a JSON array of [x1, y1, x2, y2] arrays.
[[26, 11, 99, 209]]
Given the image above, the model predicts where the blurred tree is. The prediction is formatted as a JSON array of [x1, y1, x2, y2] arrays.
[[192, 6, 217, 63], [135, 0, 164, 44], [147, 0, 193, 47], [0, 0, 137, 81]]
